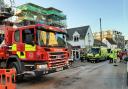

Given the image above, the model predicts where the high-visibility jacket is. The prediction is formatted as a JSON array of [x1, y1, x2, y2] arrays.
[[109, 53, 113, 59], [113, 50, 117, 60], [109, 50, 117, 59]]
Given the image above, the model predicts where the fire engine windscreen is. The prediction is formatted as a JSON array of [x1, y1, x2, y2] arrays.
[[37, 30, 66, 47]]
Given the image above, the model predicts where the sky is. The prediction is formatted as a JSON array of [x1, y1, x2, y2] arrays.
[[10, 0, 128, 37]]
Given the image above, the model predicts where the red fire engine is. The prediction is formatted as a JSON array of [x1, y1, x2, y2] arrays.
[[0, 0, 69, 80], [0, 24, 68, 77], [0, 23, 69, 80]]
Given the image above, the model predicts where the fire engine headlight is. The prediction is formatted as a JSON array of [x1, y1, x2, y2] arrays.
[[37, 64, 48, 70], [67, 60, 69, 64]]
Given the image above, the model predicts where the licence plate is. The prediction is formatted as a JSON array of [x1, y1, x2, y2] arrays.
[[90, 59, 95, 60], [56, 67, 63, 71]]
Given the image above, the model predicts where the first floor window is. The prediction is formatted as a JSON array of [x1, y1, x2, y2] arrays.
[[74, 36, 79, 42]]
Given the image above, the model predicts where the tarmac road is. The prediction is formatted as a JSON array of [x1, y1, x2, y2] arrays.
[[17, 61, 127, 89]]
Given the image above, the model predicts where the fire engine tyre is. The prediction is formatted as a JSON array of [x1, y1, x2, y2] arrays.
[[107, 56, 110, 60], [35, 71, 44, 79], [87, 58, 90, 62], [10, 62, 24, 81], [95, 59, 99, 63], [105, 57, 107, 61]]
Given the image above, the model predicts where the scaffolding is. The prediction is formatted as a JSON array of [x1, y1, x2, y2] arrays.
[[46, 7, 66, 28], [16, 3, 67, 28], [47, 10, 66, 19], [17, 3, 47, 15]]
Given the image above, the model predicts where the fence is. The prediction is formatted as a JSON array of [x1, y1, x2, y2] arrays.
[[0, 69, 16, 89]]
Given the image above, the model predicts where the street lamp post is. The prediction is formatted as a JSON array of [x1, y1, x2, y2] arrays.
[[100, 18, 103, 47], [88, 33, 91, 50]]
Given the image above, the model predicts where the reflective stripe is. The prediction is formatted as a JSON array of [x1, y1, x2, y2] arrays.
[[17, 51, 26, 59], [12, 44, 17, 51], [25, 44, 36, 51], [11, 44, 36, 59]]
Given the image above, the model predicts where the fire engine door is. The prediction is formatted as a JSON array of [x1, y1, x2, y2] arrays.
[[12, 28, 36, 59], [12, 30, 26, 59], [22, 29, 36, 59]]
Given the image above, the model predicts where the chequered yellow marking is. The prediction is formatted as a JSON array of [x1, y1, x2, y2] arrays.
[[17, 51, 26, 59], [12, 44, 17, 51], [25, 44, 36, 51]]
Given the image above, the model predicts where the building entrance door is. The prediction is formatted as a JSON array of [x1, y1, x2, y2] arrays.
[[72, 49, 80, 60]]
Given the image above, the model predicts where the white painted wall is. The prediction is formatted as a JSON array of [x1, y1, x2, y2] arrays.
[[102, 38, 117, 49], [67, 27, 94, 48], [67, 26, 94, 60], [73, 31, 80, 37], [85, 27, 94, 47], [68, 39, 85, 48]]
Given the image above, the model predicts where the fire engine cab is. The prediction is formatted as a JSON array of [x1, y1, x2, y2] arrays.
[[0, 24, 69, 80], [0, 0, 69, 80]]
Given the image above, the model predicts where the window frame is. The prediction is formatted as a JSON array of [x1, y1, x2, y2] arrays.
[[22, 28, 35, 44], [73, 36, 79, 42], [14, 30, 20, 42]]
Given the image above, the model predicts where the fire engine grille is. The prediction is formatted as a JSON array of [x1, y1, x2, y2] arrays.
[[49, 52, 67, 68], [49, 52, 65, 55], [49, 52, 66, 59]]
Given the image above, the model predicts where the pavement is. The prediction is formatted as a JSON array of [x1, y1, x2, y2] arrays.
[[16, 61, 128, 89], [70, 60, 87, 68]]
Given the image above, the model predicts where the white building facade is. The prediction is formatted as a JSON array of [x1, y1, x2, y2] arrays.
[[66, 26, 94, 60]]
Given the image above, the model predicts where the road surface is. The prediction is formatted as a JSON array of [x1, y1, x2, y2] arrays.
[[17, 61, 127, 89]]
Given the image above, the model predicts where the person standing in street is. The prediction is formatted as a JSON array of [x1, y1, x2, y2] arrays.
[[113, 50, 118, 66], [109, 51, 113, 63], [118, 51, 123, 62], [80, 51, 85, 62]]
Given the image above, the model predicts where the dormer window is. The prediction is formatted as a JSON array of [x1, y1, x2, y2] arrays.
[[73, 31, 80, 42], [74, 36, 79, 42]]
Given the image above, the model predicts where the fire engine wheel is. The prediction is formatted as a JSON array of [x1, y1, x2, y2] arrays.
[[87, 59, 90, 62], [10, 62, 24, 81], [95, 59, 99, 63]]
